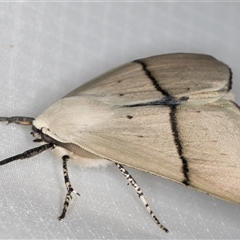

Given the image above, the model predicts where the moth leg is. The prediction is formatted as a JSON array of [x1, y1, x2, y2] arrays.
[[115, 163, 168, 233], [58, 155, 80, 220], [0, 116, 34, 125]]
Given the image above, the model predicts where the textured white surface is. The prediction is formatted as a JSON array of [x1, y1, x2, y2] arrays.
[[0, 2, 240, 239]]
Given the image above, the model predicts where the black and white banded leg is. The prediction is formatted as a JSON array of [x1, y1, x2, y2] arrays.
[[58, 155, 80, 220], [115, 163, 168, 233]]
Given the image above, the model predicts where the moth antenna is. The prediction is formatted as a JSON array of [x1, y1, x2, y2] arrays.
[[0, 116, 35, 125], [33, 139, 43, 143], [115, 163, 169, 233], [0, 143, 54, 165], [58, 155, 80, 220]]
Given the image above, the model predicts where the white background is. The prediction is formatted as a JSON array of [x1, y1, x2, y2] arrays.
[[0, 2, 240, 239]]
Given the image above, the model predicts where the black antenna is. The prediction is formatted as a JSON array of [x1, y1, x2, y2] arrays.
[[0, 143, 54, 165]]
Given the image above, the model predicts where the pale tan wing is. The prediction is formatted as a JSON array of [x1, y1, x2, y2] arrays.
[[72, 104, 183, 183], [39, 53, 238, 204], [65, 53, 231, 105], [176, 99, 240, 204], [69, 99, 240, 204]]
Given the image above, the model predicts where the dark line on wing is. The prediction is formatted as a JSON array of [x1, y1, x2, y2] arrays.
[[133, 59, 190, 185], [134, 60, 170, 97], [123, 96, 189, 108], [230, 100, 240, 110], [227, 68, 233, 92], [169, 106, 190, 185]]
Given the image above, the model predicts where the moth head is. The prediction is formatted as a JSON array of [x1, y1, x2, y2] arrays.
[[0, 114, 105, 167], [31, 115, 59, 142], [31, 123, 58, 145]]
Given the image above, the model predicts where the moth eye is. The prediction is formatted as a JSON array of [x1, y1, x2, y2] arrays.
[[32, 125, 41, 134], [41, 132, 54, 144]]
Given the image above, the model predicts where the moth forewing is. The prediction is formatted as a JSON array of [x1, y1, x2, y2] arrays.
[[71, 104, 184, 182], [0, 53, 237, 233], [176, 99, 240, 203], [66, 53, 231, 105]]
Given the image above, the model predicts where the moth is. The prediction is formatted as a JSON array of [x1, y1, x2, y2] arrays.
[[0, 53, 239, 233]]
